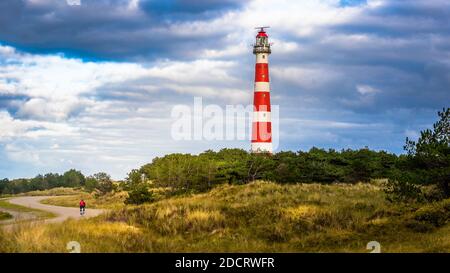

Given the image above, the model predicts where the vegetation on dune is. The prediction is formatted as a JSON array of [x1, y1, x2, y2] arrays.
[[0, 211, 13, 221], [1, 181, 449, 253]]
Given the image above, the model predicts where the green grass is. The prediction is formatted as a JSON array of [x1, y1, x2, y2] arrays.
[[0, 211, 13, 221], [1, 181, 449, 253]]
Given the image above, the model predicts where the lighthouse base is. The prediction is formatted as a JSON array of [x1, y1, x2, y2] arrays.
[[251, 142, 273, 153]]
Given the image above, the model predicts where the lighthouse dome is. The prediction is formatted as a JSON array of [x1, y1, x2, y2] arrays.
[[256, 31, 268, 38]]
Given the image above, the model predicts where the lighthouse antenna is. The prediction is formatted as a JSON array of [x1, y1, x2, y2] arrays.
[[255, 26, 270, 32]]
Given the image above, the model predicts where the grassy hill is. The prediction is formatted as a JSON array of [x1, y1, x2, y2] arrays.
[[1, 181, 449, 252]]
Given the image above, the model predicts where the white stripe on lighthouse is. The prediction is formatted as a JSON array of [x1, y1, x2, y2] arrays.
[[251, 142, 273, 152], [253, 111, 271, 122], [256, 54, 268, 64], [254, 82, 270, 92]]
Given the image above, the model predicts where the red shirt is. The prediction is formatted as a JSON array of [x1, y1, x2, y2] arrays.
[[80, 201, 86, 207]]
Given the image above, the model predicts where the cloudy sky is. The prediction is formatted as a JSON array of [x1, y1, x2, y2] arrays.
[[0, 0, 449, 179]]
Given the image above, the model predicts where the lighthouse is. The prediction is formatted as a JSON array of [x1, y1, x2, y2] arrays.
[[251, 27, 272, 153]]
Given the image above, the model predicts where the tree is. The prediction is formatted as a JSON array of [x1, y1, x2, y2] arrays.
[[386, 108, 450, 201], [84, 176, 99, 192], [215, 149, 249, 184], [44, 173, 62, 188], [62, 169, 85, 187], [94, 172, 114, 195], [0, 178, 8, 194], [246, 152, 275, 182], [272, 151, 301, 183], [30, 174, 53, 191]]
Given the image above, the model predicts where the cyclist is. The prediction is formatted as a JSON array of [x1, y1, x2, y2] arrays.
[[79, 200, 86, 215]]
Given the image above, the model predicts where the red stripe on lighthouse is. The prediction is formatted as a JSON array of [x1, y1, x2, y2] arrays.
[[253, 92, 271, 111], [255, 63, 269, 82], [252, 122, 272, 142]]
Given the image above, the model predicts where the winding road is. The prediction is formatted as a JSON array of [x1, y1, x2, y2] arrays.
[[1, 196, 104, 227]]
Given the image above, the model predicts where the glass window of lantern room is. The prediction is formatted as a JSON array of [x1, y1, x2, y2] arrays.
[[261, 37, 267, 45]]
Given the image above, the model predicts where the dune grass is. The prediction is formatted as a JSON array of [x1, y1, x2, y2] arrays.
[[1, 181, 449, 253], [0, 211, 13, 221]]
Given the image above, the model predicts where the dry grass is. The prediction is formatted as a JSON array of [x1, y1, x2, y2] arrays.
[[19, 187, 84, 196], [1, 181, 449, 253]]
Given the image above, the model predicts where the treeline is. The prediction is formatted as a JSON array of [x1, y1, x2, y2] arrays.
[[127, 148, 399, 192], [0, 170, 114, 195]]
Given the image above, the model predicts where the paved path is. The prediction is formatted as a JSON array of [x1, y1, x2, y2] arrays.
[[1, 196, 104, 226]]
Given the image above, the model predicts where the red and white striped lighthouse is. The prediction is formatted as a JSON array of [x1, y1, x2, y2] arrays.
[[251, 27, 272, 153]]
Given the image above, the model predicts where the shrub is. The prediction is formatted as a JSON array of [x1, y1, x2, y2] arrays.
[[125, 184, 155, 205], [384, 177, 424, 203], [405, 198, 450, 232]]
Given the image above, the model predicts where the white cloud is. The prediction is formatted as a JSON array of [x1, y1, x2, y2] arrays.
[[272, 66, 342, 90], [0, 110, 77, 139], [356, 84, 380, 95], [0, 44, 149, 120]]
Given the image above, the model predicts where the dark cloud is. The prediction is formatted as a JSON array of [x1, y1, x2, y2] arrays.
[[0, 94, 29, 116], [0, 0, 245, 60], [140, 0, 242, 17]]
